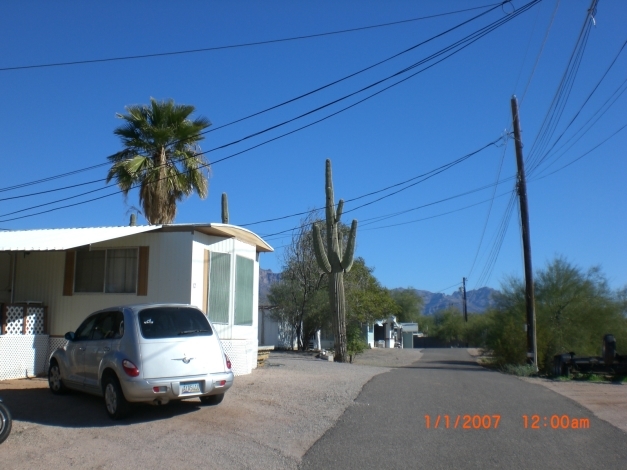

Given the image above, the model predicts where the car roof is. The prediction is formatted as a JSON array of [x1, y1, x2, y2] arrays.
[[89, 303, 202, 316]]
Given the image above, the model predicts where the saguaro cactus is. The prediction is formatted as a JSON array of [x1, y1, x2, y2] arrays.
[[221, 193, 229, 224], [312, 159, 358, 363]]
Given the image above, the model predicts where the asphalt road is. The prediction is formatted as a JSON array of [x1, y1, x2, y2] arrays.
[[300, 348, 627, 470]]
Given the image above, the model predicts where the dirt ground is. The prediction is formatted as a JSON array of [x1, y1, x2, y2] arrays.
[[0, 348, 422, 469], [1, 347, 625, 468], [467, 348, 627, 434]]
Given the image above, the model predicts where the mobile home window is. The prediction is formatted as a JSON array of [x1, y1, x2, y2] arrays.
[[207, 252, 231, 324], [234, 255, 254, 326], [74, 248, 138, 293]]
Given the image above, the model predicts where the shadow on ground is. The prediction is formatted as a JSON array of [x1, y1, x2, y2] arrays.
[[0, 385, 205, 428]]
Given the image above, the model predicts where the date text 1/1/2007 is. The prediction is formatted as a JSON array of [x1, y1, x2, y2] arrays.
[[424, 415, 501, 429]]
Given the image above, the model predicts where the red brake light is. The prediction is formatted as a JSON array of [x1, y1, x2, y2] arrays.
[[225, 354, 232, 370], [122, 359, 140, 377]]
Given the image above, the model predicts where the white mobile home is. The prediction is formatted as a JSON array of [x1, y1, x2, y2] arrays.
[[0, 223, 273, 380]]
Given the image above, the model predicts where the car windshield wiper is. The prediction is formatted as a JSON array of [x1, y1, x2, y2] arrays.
[[177, 329, 211, 335]]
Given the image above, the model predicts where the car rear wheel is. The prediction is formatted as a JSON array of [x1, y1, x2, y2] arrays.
[[199, 393, 224, 406], [102, 374, 131, 420], [48, 360, 67, 395]]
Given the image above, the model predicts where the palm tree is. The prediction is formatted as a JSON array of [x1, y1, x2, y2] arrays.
[[107, 98, 211, 224]]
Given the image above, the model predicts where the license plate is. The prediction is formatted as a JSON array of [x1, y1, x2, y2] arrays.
[[180, 382, 201, 394]]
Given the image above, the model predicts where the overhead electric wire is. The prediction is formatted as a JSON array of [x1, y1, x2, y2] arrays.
[[528, 23, 593, 173], [435, 281, 464, 293], [470, 66, 627, 287], [1, 0, 534, 198], [533, 78, 627, 177], [0, 177, 110, 202], [473, 190, 518, 289], [466, 1, 556, 284], [261, 173, 518, 240], [359, 190, 512, 232], [0, 161, 111, 193], [467, 136, 509, 279], [240, 137, 502, 228], [1, 1, 540, 221], [534, 122, 627, 180], [0, 4, 503, 195], [511, 0, 545, 95], [520, 0, 561, 105], [201, 3, 508, 137], [525, 0, 598, 174], [529, 38, 627, 174], [0, 3, 503, 73], [1, 129, 502, 223]]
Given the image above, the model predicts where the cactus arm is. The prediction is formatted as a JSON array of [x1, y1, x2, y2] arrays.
[[336, 199, 344, 223], [341, 220, 358, 273], [312, 223, 332, 274]]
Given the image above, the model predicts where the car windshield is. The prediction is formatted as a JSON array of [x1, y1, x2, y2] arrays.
[[138, 307, 213, 339]]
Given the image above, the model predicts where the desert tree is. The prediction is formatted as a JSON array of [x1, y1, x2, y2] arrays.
[[107, 98, 211, 224]]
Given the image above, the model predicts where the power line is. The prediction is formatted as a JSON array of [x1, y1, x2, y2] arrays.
[[243, 137, 503, 229], [0, 161, 111, 194], [526, 0, 598, 174], [473, 190, 518, 289], [198, 2, 507, 137], [261, 174, 517, 240], [0, 0, 531, 197], [530, 38, 627, 174], [0, 4, 502, 72], [467, 135, 509, 279], [520, 0, 562, 105], [1, 2, 539, 221], [534, 122, 627, 180], [360, 190, 512, 232], [533, 79, 627, 177]]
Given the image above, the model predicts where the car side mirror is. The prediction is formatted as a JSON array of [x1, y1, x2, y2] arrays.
[[64, 332, 75, 341]]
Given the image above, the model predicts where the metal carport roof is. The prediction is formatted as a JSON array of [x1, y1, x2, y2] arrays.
[[0, 223, 273, 253]]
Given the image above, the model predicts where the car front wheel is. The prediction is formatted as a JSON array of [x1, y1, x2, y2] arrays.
[[199, 393, 224, 406], [48, 361, 67, 395], [0, 401, 12, 444], [102, 375, 131, 420]]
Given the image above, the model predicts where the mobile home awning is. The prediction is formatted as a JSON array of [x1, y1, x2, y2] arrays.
[[0, 223, 273, 253], [0, 226, 160, 251]]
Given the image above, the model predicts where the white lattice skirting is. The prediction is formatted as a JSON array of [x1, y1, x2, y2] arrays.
[[4, 304, 46, 335], [220, 339, 258, 376], [0, 335, 50, 381], [0, 336, 257, 380]]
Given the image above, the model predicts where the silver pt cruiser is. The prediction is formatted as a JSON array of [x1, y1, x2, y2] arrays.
[[48, 304, 234, 419]]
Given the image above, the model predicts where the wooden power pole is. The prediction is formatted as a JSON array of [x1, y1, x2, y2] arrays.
[[510, 95, 537, 370], [461, 277, 468, 323]]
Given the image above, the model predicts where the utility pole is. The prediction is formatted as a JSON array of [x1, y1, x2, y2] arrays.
[[461, 277, 468, 323], [511, 95, 538, 370]]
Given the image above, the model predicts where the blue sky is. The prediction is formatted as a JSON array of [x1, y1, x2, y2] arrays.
[[1, 1, 625, 294]]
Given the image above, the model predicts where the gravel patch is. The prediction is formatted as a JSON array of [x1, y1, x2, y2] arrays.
[[520, 378, 627, 434], [467, 348, 627, 435]]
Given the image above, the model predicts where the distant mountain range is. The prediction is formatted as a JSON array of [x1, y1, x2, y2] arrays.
[[396, 287, 498, 315], [259, 269, 497, 314], [259, 269, 281, 306]]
